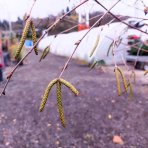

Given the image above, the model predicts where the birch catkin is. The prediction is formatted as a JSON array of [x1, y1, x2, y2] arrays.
[[31, 21, 38, 55], [89, 35, 100, 57], [15, 18, 31, 59], [117, 67, 128, 93], [39, 79, 57, 112], [114, 67, 121, 96], [59, 78, 79, 96], [129, 82, 133, 98], [56, 81, 66, 127], [39, 46, 49, 62], [42, 47, 50, 59]]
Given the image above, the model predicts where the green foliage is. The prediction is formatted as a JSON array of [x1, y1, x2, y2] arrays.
[[128, 35, 148, 56]]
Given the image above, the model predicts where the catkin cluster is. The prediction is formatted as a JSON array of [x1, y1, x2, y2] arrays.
[[15, 18, 38, 59], [39, 78, 79, 127]]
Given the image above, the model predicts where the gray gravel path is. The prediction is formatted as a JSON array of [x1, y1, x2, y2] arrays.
[[0, 51, 148, 148]]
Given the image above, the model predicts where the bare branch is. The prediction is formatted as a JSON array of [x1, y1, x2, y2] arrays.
[[94, 0, 148, 35]]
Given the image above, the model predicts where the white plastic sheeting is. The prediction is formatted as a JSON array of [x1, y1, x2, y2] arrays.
[[38, 21, 148, 65]]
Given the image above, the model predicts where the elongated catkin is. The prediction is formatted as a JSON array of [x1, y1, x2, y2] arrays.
[[107, 40, 114, 56], [31, 21, 38, 55], [89, 35, 100, 57], [39, 79, 57, 112], [15, 18, 31, 59], [114, 67, 121, 96], [129, 82, 133, 98], [90, 61, 98, 70], [39, 46, 49, 62], [42, 47, 50, 59], [56, 81, 66, 127], [117, 67, 128, 93], [59, 78, 79, 96]]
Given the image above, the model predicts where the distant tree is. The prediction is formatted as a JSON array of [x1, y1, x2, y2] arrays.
[[16, 17, 23, 25], [2, 20, 9, 30]]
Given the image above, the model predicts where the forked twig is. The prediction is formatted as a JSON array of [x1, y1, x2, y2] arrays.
[[94, 0, 148, 35]]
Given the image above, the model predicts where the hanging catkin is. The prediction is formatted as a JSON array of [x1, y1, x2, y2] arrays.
[[114, 67, 121, 96], [39, 46, 49, 62], [39, 79, 57, 112], [129, 82, 133, 98], [31, 21, 38, 55], [59, 78, 79, 96], [15, 18, 31, 59], [56, 81, 66, 127], [42, 47, 50, 59], [117, 67, 128, 93], [89, 35, 100, 57]]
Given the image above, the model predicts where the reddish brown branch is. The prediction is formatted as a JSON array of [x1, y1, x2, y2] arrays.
[[94, 0, 148, 36]]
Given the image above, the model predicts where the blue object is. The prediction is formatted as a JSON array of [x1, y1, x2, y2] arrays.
[[24, 40, 33, 47]]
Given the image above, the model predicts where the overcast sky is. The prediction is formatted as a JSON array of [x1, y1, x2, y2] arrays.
[[0, 0, 69, 21], [0, 0, 148, 21]]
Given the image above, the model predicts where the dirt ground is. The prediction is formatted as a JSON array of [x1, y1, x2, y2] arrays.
[[0, 51, 148, 148]]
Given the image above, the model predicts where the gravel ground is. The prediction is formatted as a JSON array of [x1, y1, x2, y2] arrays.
[[0, 51, 148, 148]]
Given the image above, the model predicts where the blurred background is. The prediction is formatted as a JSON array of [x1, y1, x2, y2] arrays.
[[0, 0, 148, 147]]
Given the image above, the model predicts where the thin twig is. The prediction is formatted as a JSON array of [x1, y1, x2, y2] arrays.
[[106, 36, 148, 53], [57, 14, 103, 35], [134, 42, 144, 67], [28, 0, 37, 17], [25, 0, 37, 21], [94, 0, 148, 36], [127, 16, 148, 20]]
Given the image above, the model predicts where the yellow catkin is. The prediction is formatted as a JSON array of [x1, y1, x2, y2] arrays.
[[31, 21, 38, 55], [59, 78, 79, 96], [129, 82, 133, 98], [56, 81, 66, 127], [144, 70, 148, 75], [39, 46, 49, 62], [114, 67, 121, 96], [39, 79, 58, 112], [117, 67, 128, 93], [15, 18, 31, 59], [89, 35, 100, 57], [42, 47, 50, 59]]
